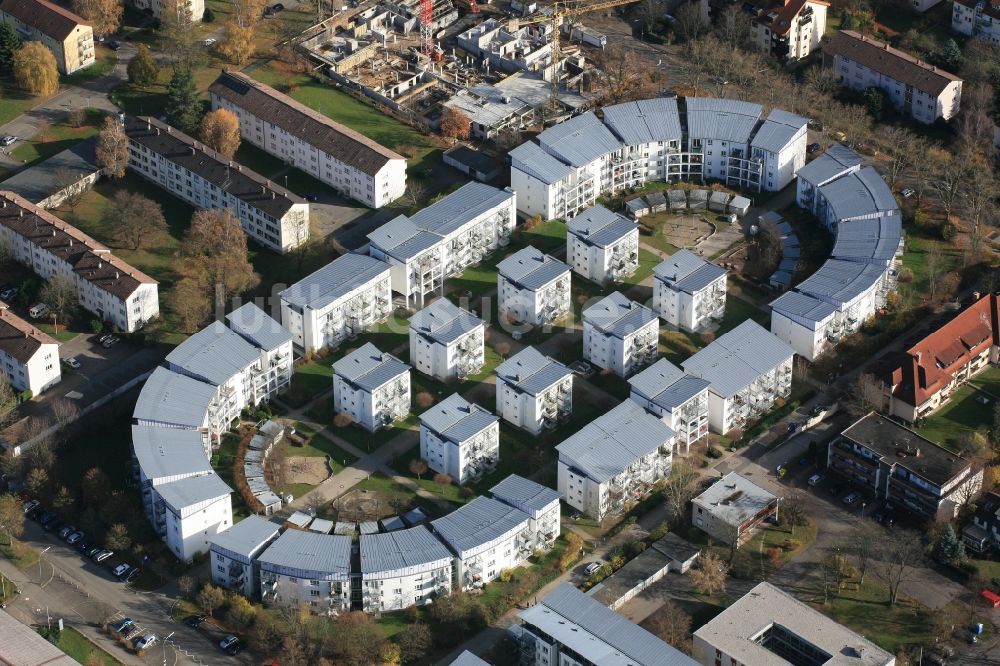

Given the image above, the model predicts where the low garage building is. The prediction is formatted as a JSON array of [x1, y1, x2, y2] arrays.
[[587, 533, 701, 610]]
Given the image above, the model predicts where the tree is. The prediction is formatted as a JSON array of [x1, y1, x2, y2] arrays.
[[0, 372, 16, 431], [933, 523, 966, 565], [177, 575, 194, 599], [103, 190, 168, 250], [403, 180, 426, 209], [96, 115, 129, 179], [958, 163, 997, 264], [25, 466, 50, 499], [40, 274, 78, 331], [593, 44, 661, 106], [863, 86, 887, 120], [81, 467, 111, 506], [397, 623, 432, 663], [433, 472, 452, 487], [106, 522, 132, 551], [645, 600, 692, 653], [169, 277, 212, 332], [0, 23, 21, 74], [333, 412, 354, 428], [822, 552, 856, 600], [878, 127, 921, 189], [0, 494, 23, 545], [226, 594, 257, 629], [690, 551, 728, 596], [159, 0, 200, 69], [327, 611, 390, 665], [409, 458, 428, 480], [661, 462, 699, 524], [873, 528, 924, 604], [990, 402, 1000, 449], [439, 107, 471, 141], [780, 493, 808, 536], [844, 373, 884, 418], [196, 583, 226, 616], [805, 65, 840, 96], [54, 165, 86, 214], [72, 0, 123, 36], [52, 485, 74, 511], [199, 109, 241, 158], [675, 2, 707, 41], [939, 38, 962, 70], [850, 520, 878, 585], [219, 23, 255, 65], [127, 44, 160, 87], [183, 208, 259, 301], [714, 4, 749, 49], [13, 42, 58, 96], [166, 67, 202, 134]]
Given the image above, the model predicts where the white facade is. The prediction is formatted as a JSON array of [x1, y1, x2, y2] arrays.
[[495, 346, 573, 435], [359, 527, 454, 613], [0, 191, 159, 333], [691, 472, 780, 547], [210, 71, 406, 209], [954, 0, 1000, 40], [409, 299, 485, 381], [209, 515, 280, 599], [280, 254, 392, 353], [129, 0, 204, 22], [497, 246, 571, 326], [0, 307, 60, 396], [490, 475, 561, 551], [582, 292, 659, 378], [653, 250, 727, 332], [567, 205, 640, 286], [628, 359, 710, 455], [333, 342, 410, 433], [258, 530, 352, 612], [420, 393, 500, 485], [158, 474, 234, 562], [747, 0, 828, 61]]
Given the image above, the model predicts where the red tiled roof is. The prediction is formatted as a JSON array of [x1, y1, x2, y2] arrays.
[[747, 0, 830, 37], [825, 30, 962, 97], [0, 305, 56, 364], [0, 0, 89, 41]]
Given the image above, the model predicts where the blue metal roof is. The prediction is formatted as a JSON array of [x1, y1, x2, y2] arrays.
[[409, 299, 483, 344], [367, 216, 442, 259], [490, 474, 561, 515], [431, 496, 529, 555], [497, 246, 570, 290], [685, 97, 762, 144], [583, 292, 658, 340], [226, 302, 292, 351], [797, 143, 863, 187], [831, 216, 902, 264], [134, 367, 217, 429], [257, 529, 352, 578], [509, 140, 573, 184], [420, 393, 498, 443], [334, 342, 409, 391], [209, 515, 279, 560], [359, 525, 453, 574], [536, 112, 623, 167], [653, 250, 726, 294], [567, 205, 638, 248], [280, 254, 390, 310], [132, 425, 211, 480], [409, 182, 513, 237], [156, 473, 232, 512], [751, 108, 807, 154], [602, 98, 682, 144], [682, 320, 794, 398], [166, 322, 263, 386], [628, 359, 711, 412], [820, 166, 898, 222], [495, 346, 573, 396], [769, 290, 838, 327], [795, 259, 888, 307]]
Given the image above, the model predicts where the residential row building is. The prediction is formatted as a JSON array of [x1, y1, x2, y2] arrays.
[[0, 191, 160, 333], [953, 0, 1000, 42], [652, 249, 727, 332], [332, 342, 410, 433], [495, 346, 574, 435], [0, 305, 60, 396], [0, 0, 94, 74], [409, 298, 485, 381], [509, 97, 808, 221], [497, 245, 571, 326], [567, 204, 640, 286], [582, 292, 659, 378], [209, 515, 281, 599], [682, 320, 796, 434], [489, 474, 560, 551], [419, 393, 500, 485], [368, 183, 516, 307], [123, 115, 311, 255], [628, 358, 710, 454], [279, 253, 392, 352], [359, 526, 454, 613], [556, 400, 675, 520], [209, 71, 407, 209], [827, 413, 983, 522], [823, 30, 963, 123], [259, 528, 353, 612], [129, 0, 204, 22], [743, 0, 829, 61], [691, 472, 780, 548], [131, 303, 293, 561]]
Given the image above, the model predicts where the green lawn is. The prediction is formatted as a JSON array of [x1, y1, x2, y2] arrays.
[[821, 580, 932, 655], [291, 432, 358, 466], [0, 79, 43, 128], [0, 538, 38, 569], [234, 142, 287, 178], [622, 248, 661, 287], [717, 295, 769, 336], [899, 234, 961, 303], [306, 396, 336, 425], [284, 359, 334, 407], [519, 219, 568, 255], [10, 114, 100, 166], [971, 365, 1000, 399], [335, 413, 419, 452], [916, 384, 993, 449], [48, 627, 124, 666], [35, 322, 79, 342], [64, 47, 119, 86], [659, 329, 703, 365]]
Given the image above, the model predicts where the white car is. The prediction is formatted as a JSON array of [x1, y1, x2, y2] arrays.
[[112, 563, 130, 578], [134, 633, 156, 650], [0, 135, 17, 146], [62, 357, 81, 369], [807, 473, 824, 486], [583, 562, 602, 575], [203, 37, 216, 47]]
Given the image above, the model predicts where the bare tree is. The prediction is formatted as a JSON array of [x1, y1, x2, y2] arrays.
[[959, 164, 997, 264], [850, 520, 878, 585], [844, 373, 885, 418], [408, 458, 428, 481], [592, 44, 662, 106], [690, 551, 728, 596], [955, 83, 997, 164], [872, 528, 924, 605], [0, 372, 16, 430], [403, 181, 426, 209], [53, 167, 85, 215], [928, 148, 963, 218], [661, 462, 699, 524], [714, 5, 750, 49], [675, 2, 707, 41], [780, 492, 808, 536], [40, 274, 78, 332], [879, 127, 921, 189], [644, 600, 692, 653]]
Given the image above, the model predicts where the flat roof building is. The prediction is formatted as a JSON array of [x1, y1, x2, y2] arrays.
[[692, 472, 780, 547]]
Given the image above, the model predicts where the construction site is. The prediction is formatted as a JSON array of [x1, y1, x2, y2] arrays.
[[293, 0, 639, 139]]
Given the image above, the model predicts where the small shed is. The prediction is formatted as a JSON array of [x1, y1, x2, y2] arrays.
[[781, 234, 800, 250], [247, 477, 270, 493], [381, 516, 406, 531], [309, 518, 335, 534], [404, 507, 428, 525], [443, 145, 503, 182], [770, 270, 793, 290], [689, 189, 709, 210], [667, 189, 687, 211], [248, 434, 270, 451], [334, 522, 356, 536], [359, 521, 380, 535], [259, 420, 285, 443], [256, 491, 282, 515], [778, 257, 798, 273], [625, 197, 651, 219], [286, 511, 313, 529], [708, 191, 731, 213], [245, 449, 264, 463], [587, 547, 673, 610], [646, 191, 668, 213], [650, 533, 701, 574], [728, 195, 751, 216], [243, 462, 265, 479]]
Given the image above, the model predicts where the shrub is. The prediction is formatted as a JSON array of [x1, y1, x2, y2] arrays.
[[333, 412, 354, 428], [458, 486, 475, 499], [766, 546, 783, 564], [415, 391, 435, 408], [896, 266, 914, 283], [203, 7, 214, 21], [706, 446, 723, 459], [498, 569, 515, 583], [433, 473, 452, 487], [941, 221, 958, 241]]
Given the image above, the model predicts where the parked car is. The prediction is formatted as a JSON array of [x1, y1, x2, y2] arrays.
[[134, 633, 157, 650], [28, 303, 48, 319], [0, 135, 17, 146], [108, 40, 121, 50], [901, 188, 915, 199], [807, 142, 821, 153], [92, 549, 114, 563], [226, 641, 243, 656], [58, 525, 76, 540], [110, 618, 133, 634], [583, 562, 602, 575], [66, 531, 84, 545], [26, 505, 42, 520], [102, 335, 120, 348], [219, 635, 240, 651], [62, 357, 81, 369], [84, 546, 101, 558], [120, 625, 141, 641], [842, 491, 861, 505], [125, 568, 141, 583], [22, 499, 39, 514], [203, 37, 216, 47], [43, 517, 63, 532], [0, 285, 17, 299], [184, 614, 208, 628], [807, 473, 824, 486], [112, 563, 131, 578]]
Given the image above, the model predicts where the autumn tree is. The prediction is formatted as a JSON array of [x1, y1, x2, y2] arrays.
[[593, 44, 661, 106], [159, 0, 200, 68], [690, 551, 728, 596], [103, 191, 168, 250], [105, 522, 132, 551], [170, 277, 213, 332], [196, 583, 226, 616], [178, 208, 259, 318], [127, 44, 160, 87], [219, 0, 266, 65], [439, 107, 471, 141], [662, 462, 699, 524], [52, 485, 74, 511], [0, 373, 16, 429], [226, 594, 257, 629], [644, 600, 692, 653], [326, 612, 390, 664], [13, 42, 59, 96], [0, 23, 21, 74], [96, 115, 129, 179], [199, 108, 241, 158], [25, 467, 50, 499], [397, 623, 432, 663], [166, 67, 202, 134], [0, 494, 23, 545], [81, 467, 112, 506], [40, 274, 79, 331], [72, 0, 123, 37], [409, 458, 428, 480]]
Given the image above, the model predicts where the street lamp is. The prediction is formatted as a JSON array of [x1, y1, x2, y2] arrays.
[[39, 546, 51, 579], [162, 631, 174, 666]]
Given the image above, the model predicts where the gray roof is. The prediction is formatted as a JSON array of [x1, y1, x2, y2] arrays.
[[769, 290, 838, 327], [682, 320, 794, 398], [797, 143, 862, 186], [450, 651, 490, 666], [166, 322, 263, 386], [420, 393, 498, 443], [628, 359, 710, 412], [381, 516, 405, 531], [567, 205, 638, 247], [359, 525, 453, 574], [309, 518, 334, 534], [583, 292, 659, 339], [556, 401, 674, 484], [334, 342, 409, 391], [653, 250, 726, 294], [602, 98, 682, 144], [280, 254, 390, 310], [0, 607, 78, 666], [367, 216, 442, 260], [431, 496, 529, 554], [831, 216, 902, 264], [694, 582, 894, 666], [133, 367, 217, 429], [132, 425, 211, 480], [820, 166, 899, 222], [209, 515, 280, 559], [0, 136, 99, 204], [257, 529, 352, 576], [226, 302, 292, 351], [693, 472, 779, 528], [536, 112, 623, 167], [403, 507, 427, 525], [751, 108, 807, 154], [156, 473, 232, 512], [520, 584, 698, 666], [408, 182, 513, 237], [685, 97, 762, 144], [795, 259, 888, 307], [509, 140, 573, 185], [650, 532, 702, 563], [359, 521, 379, 534], [409, 299, 483, 344], [495, 346, 573, 396], [497, 246, 570, 290], [490, 474, 561, 514]]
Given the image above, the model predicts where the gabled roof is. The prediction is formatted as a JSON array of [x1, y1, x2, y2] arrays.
[[495, 346, 573, 396], [820, 166, 898, 222], [509, 140, 573, 184], [334, 342, 409, 392], [0, 0, 89, 41], [825, 30, 962, 97], [209, 515, 280, 559], [226, 302, 292, 351], [409, 182, 513, 237], [0, 607, 78, 666], [653, 250, 726, 294], [279, 254, 390, 310], [682, 320, 794, 398], [431, 496, 529, 554], [133, 367, 217, 429], [567, 204, 638, 247], [359, 525, 453, 574], [409, 299, 483, 345], [156, 473, 231, 512], [419, 393, 498, 443], [535, 112, 623, 167], [0, 307, 56, 364], [583, 292, 658, 340], [751, 108, 808, 154], [794, 258, 887, 308], [131, 425, 211, 481], [166, 321, 263, 386], [628, 358, 711, 412], [497, 245, 569, 290], [256, 529, 352, 576], [602, 97, 683, 144], [769, 290, 838, 328], [490, 474, 561, 514]]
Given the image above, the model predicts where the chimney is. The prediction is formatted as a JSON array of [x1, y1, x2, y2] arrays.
[[115, 271, 119, 279], [98, 261, 102, 269]]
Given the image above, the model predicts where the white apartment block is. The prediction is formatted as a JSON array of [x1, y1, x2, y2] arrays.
[[133, 367, 229, 443], [490, 474, 561, 551], [209, 515, 280, 599], [954, 0, 1000, 41], [582, 292, 659, 378], [692, 472, 780, 548], [258, 530, 352, 612], [333, 342, 410, 433], [123, 115, 310, 254], [210, 71, 406, 209], [510, 97, 807, 221], [369, 182, 516, 308], [497, 246, 571, 326], [495, 346, 573, 435], [409, 299, 485, 381], [683, 320, 795, 434], [420, 393, 499, 485], [359, 527, 454, 613], [0, 306, 59, 396], [157, 473, 234, 563], [280, 253, 392, 352], [824, 30, 963, 123], [556, 400, 675, 521], [567, 205, 640, 286], [653, 250, 727, 332], [745, 0, 828, 61], [795, 142, 863, 224], [628, 359, 710, 455], [431, 496, 532, 590], [0, 191, 159, 333], [129, 0, 203, 22]]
